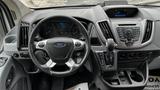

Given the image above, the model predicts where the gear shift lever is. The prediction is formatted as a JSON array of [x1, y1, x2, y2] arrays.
[[105, 39, 117, 66], [106, 39, 117, 52], [95, 39, 117, 72]]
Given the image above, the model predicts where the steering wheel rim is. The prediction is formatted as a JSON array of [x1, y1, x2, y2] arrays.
[[28, 16, 90, 76]]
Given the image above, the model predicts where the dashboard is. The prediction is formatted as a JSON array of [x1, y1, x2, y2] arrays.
[[29, 6, 152, 49], [3, 4, 160, 70], [3, 4, 160, 90], [4, 5, 158, 58]]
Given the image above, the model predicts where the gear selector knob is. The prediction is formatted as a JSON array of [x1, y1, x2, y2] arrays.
[[106, 39, 117, 51]]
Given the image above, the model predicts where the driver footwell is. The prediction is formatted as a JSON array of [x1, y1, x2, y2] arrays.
[[30, 66, 97, 90]]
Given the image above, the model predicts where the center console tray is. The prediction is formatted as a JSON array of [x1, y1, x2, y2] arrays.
[[101, 61, 148, 90]]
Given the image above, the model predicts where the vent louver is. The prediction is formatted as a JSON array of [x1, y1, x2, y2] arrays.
[[142, 20, 153, 43], [98, 21, 115, 41], [19, 22, 29, 50]]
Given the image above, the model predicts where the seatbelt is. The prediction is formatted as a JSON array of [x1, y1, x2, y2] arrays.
[[51, 77, 64, 90]]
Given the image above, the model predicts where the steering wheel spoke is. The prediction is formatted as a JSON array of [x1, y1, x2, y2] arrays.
[[65, 58, 80, 69], [73, 39, 86, 51], [42, 59, 56, 68], [65, 58, 75, 68]]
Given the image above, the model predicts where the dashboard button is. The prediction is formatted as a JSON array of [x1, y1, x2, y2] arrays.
[[13, 53, 19, 58], [20, 52, 29, 58]]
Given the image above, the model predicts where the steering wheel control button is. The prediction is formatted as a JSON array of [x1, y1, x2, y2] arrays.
[[75, 42, 81, 47], [76, 57, 82, 64], [38, 42, 45, 48]]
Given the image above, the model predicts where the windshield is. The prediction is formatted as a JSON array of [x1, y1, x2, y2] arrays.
[[18, 0, 160, 8]]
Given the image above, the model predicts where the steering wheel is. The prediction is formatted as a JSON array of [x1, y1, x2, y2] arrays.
[[28, 16, 90, 76]]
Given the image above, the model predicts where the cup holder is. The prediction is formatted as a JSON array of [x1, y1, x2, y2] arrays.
[[5, 36, 16, 43], [130, 71, 143, 82]]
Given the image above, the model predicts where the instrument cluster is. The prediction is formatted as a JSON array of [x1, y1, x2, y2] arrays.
[[36, 19, 83, 40]]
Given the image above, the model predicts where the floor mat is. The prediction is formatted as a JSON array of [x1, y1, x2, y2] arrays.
[[144, 76, 160, 90]]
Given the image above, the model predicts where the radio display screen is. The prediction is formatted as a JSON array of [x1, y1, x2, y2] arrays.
[[106, 8, 138, 18], [114, 10, 127, 17]]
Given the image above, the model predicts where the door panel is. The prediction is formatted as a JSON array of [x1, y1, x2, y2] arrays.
[[0, 1, 14, 51], [0, 1, 31, 90], [0, 55, 31, 90]]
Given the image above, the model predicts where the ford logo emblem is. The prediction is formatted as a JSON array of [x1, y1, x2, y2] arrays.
[[54, 42, 66, 48]]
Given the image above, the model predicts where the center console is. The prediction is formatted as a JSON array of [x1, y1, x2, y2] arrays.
[[102, 5, 154, 49], [92, 46, 154, 90], [91, 36, 160, 90], [101, 50, 150, 90], [111, 19, 154, 49], [91, 5, 156, 90]]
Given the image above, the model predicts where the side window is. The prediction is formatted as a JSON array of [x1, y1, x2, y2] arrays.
[[0, 8, 7, 48], [0, 1, 15, 51]]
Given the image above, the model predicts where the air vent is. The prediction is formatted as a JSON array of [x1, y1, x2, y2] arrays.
[[19, 22, 29, 50], [98, 21, 115, 41], [142, 20, 153, 43]]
